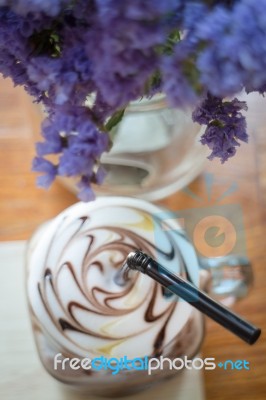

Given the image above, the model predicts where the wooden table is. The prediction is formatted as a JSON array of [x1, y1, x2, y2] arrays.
[[0, 77, 265, 399]]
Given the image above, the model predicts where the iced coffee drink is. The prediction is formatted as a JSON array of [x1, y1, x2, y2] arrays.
[[26, 197, 204, 397]]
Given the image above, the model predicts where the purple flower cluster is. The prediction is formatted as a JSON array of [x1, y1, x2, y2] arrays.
[[0, 2, 109, 200], [0, 0, 69, 17], [192, 94, 248, 163], [33, 105, 109, 201], [0, 0, 265, 199], [86, 0, 180, 109], [194, 0, 266, 96]]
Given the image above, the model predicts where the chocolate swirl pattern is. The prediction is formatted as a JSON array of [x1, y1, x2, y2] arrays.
[[26, 198, 203, 395]]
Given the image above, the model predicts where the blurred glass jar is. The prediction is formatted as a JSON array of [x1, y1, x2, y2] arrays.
[[49, 95, 208, 201]]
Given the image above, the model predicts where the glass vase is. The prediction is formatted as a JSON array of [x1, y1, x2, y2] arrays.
[[51, 95, 208, 201]]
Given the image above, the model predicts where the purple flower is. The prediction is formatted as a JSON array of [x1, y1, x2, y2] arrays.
[[76, 176, 96, 202], [35, 105, 109, 199], [193, 94, 248, 163], [1, 0, 265, 200], [76, 164, 107, 202], [32, 157, 57, 188], [161, 41, 204, 108], [182, 2, 208, 31], [86, 0, 178, 109], [96, 0, 180, 21], [93, 165, 106, 185], [194, 0, 266, 96], [4, 0, 70, 16], [35, 117, 64, 156]]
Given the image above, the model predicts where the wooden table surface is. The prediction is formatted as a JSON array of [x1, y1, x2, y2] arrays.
[[0, 77, 265, 400]]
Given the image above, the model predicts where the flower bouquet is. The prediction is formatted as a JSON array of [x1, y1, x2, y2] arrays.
[[0, 0, 264, 200]]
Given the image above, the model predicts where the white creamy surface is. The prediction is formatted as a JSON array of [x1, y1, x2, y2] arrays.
[[0, 240, 206, 400], [27, 197, 200, 359]]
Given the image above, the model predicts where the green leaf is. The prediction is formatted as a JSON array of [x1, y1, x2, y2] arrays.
[[144, 69, 162, 95], [105, 109, 126, 132], [210, 119, 224, 128], [29, 29, 61, 58], [182, 58, 203, 95], [156, 29, 181, 56]]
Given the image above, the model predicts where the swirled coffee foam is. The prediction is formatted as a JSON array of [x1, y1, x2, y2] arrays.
[[26, 197, 204, 396]]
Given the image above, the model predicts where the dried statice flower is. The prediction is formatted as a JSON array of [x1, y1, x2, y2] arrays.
[[193, 94, 248, 163]]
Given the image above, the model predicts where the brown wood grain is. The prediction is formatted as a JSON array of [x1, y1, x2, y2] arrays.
[[0, 77, 265, 399]]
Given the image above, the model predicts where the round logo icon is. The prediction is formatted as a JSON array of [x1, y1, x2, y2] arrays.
[[193, 215, 237, 258]]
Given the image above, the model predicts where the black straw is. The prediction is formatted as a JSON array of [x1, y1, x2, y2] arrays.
[[122, 250, 261, 345]]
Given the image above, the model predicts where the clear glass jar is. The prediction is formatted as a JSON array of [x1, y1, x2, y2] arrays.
[[61, 95, 208, 201]]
